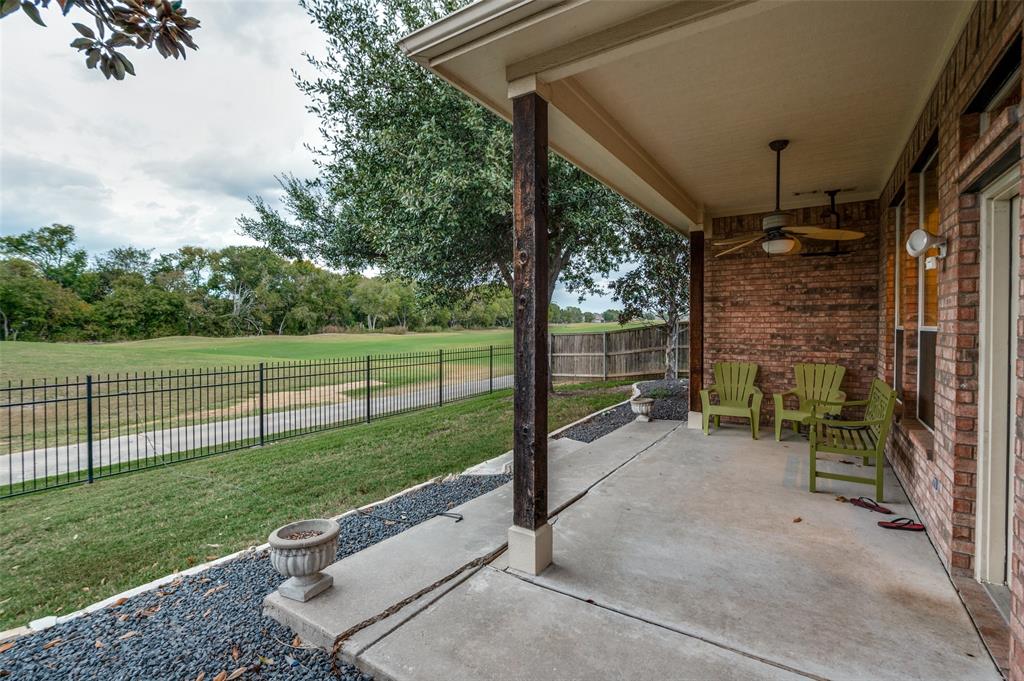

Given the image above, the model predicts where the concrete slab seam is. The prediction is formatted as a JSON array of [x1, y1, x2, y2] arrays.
[[496, 566, 831, 681], [348, 422, 685, 665]]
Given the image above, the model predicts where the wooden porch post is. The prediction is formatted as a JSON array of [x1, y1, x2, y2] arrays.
[[509, 91, 552, 574], [688, 230, 705, 417]]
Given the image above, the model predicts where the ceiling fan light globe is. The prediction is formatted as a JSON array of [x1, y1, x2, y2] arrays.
[[762, 238, 798, 255]]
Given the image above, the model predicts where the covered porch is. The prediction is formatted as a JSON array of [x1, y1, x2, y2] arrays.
[[268, 0, 1024, 678], [268, 421, 1000, 680]]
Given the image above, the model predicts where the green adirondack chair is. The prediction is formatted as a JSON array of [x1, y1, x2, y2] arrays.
[[808, 378, 897, 501], [773, 363, 846, 441], [700, 362, 762, 439]]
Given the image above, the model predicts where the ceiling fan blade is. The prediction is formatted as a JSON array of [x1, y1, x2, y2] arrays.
[[713, 232, 764, 245], [715, 237, 762, 257], [784, 227, 865, 241], [790, 237, 803, 255]]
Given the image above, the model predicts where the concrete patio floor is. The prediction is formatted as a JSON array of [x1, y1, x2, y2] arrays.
[[269, 421, 1001, 681]]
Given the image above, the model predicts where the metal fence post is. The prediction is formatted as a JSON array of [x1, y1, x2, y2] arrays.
[[365, 355, 372, 423], [602, 332, 609, 381], [438, 349, 443, 406], [85, 375, 94, 484], [258, 363, 266, 446], [489, 345, 494, 393]]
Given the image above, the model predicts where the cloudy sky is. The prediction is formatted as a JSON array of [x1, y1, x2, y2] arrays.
[[0, 0, 617, 312]]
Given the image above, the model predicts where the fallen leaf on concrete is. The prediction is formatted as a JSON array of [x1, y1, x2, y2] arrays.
[[792, 517, 803, 523], [94, 640, 104, 649], [0, 642, 14, 654], [118, 614, 129, 622], [194, 672, 206, 681], [232, 646, 240, 661], [203, 608, 212, 618], [112, 597, 128, 607], [835, 496, 848, 503], [292, 635, 302, 647], [212, 672, 227, 681], [204, 584, 228, 598], [118, 631, 139, 641], [41, 638, 62, 650], [227, 668, 246, 680]]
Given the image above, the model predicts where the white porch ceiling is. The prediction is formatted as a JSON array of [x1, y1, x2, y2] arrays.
[[401, 0, 973, 232]]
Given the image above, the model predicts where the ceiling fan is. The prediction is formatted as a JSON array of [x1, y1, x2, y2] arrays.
[[713, 140, 866, 257]]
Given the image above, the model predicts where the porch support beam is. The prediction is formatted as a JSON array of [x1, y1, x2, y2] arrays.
[[546, 77, 701, 228], [688, 230, 704, 421], [505, 0, 763, 84], [510, 91, 552, 575]]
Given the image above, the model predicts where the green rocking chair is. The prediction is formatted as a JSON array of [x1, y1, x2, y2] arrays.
[[773, 363, 846, 441], [700, 362, 762, 439]]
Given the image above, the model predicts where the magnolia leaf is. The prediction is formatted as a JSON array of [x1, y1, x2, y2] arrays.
[[0, 0, 19, 19], [115, 52, 135, 76], [85, 48, 100, 69], [61, 0, 74, 15], [19, 1, 44, 26], [70, 37, 92, 49], [71, 22, 93, 38], [111, 55, 126, 80]]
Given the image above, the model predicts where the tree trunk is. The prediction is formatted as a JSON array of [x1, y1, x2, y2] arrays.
[[664, 306, 678, 381]]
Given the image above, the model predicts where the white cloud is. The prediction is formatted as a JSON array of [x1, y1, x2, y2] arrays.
[[0, 0, 323, 254]]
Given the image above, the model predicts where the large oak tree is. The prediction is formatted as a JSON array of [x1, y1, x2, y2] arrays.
[[238, 0, 629, 310]]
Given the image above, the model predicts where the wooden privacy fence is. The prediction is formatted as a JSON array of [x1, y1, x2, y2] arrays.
[[550, 321, 689, 380]]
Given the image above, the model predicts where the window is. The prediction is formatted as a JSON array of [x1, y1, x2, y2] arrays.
[[894, 201, 905, 395], [979, 65, 1021, 134], [918, 151, 939, 429]]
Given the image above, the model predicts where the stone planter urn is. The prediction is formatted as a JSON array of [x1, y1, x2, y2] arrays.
[[630, 397, 654, 422], [268, 518, 340, 602]]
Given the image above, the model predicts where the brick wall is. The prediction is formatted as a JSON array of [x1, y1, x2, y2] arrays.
[[706, 200, 880, 423], [872, 2, 1021, 586], [862, 2, 1024, 677]]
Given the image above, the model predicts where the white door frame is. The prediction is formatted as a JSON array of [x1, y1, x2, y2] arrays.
[[976, 167, 1020, 585]]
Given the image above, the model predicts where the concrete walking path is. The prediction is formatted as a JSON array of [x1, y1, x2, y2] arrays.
[[1, 374, 512, 487]]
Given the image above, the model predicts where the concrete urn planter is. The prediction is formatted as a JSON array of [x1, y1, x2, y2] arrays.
[[630, 397, 654, 422], [268, 518, 340, 602]]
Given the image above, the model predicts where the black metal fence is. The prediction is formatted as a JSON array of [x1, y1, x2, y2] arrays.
[[1, 345, 514, 498]]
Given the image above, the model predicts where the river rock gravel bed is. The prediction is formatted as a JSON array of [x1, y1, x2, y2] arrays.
[[556, 378, 690, 442], [0, 474, 510, 681], [638, 378, 690, 421]]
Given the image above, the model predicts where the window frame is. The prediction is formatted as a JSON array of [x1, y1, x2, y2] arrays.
[[917, 149, 939, 430], [894, 200, 904, 395]]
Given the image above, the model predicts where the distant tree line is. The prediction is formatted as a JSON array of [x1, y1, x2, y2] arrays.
[[0, 224, 625, 342]]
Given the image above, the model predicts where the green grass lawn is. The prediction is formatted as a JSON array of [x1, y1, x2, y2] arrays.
[[0, 322, 652, 382], [0, 381, 630, 630]]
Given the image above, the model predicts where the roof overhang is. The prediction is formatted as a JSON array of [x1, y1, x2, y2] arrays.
[[400, 0, 973, 234]]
